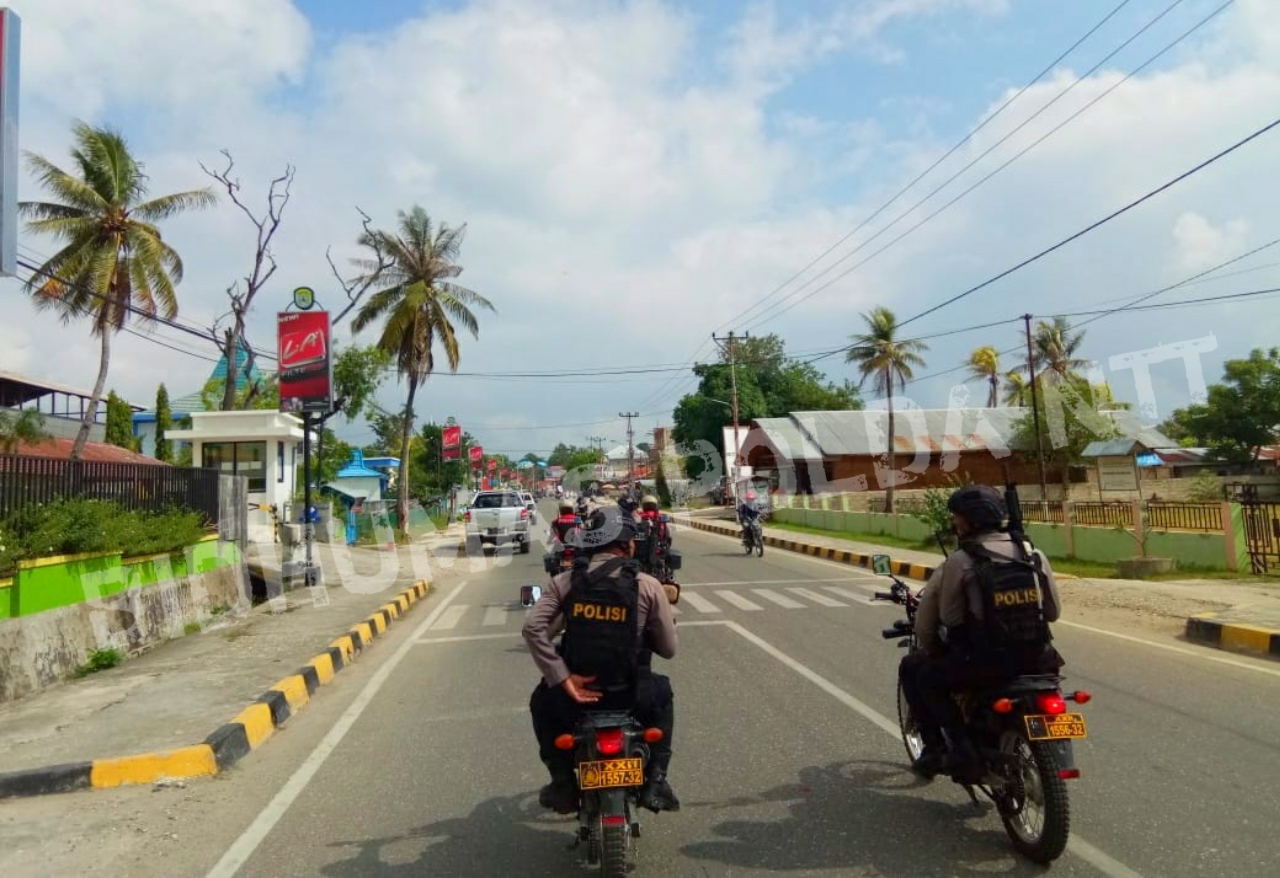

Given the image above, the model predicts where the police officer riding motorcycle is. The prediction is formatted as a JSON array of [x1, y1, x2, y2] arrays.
[[523, 507, 681, 815], [897, 484, 1064, 780]]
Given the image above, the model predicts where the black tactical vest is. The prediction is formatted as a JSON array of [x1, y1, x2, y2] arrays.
[[561, 557, 642, 694], [961, 540, 1053, 657]]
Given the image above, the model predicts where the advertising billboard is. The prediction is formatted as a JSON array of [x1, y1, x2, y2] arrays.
[[443, 446, 461, 461], [278, 311, 332, 413], [443, 424, 462, 449], [469, 446, 483, 465]]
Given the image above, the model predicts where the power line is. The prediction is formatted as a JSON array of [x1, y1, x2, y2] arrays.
[[747, 0, 1233, 330], [715, 0, 1142, 334], [895, 111, 1280, 329]]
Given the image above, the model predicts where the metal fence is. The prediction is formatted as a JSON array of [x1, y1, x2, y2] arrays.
[[869, 496, 927, 515], [1061, 502, 1134, 528], [1021, 500, 1065, 524], [1147, 502, 1221, 532], [0, 455, 221, 524]]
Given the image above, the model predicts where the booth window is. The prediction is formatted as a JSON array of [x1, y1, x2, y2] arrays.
[[202, 441, 268, 492], [278, 441, 285, 483]]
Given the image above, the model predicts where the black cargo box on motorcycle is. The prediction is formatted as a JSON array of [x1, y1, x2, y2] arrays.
[[666, 547, 682, 571]]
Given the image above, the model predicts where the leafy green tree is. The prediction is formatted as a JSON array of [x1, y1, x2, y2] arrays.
[[0, 410, 51, 454], [201, 375, 279, 411], [1003, 370, 1029, 407], [417, 422, 479, 497], [845, 307, 928, 512], [672, 333, 859, 474], [154, 384, 172, 462], [966, 346, 1001, 408], [1012, 377, 1118, 494], [1162, 348, 1280, 464], [351, 206, 496, 537], [19, 122, 216, 460], [655, 455, 672, 508], [1031, 317, 1090, 383], [105, 391, 136, 449], [333, 342, 392, 422]]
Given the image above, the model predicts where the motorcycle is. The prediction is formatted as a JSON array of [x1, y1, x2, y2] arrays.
[[741, 517, 764, 557], [637, 515, 682, 582], [869, 553, 1090, 864], [552, 710, 666, 875]]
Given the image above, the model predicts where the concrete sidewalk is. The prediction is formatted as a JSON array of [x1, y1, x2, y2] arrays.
[[0, 534, 464, 798], [675, 512, 1280, 660]]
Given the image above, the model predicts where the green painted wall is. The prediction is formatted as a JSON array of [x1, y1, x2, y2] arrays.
[[9, 541, 239, 619], [1070, 527, 1143, 563], [1228, 503, 1249, 573], [1027, 523, 1068, 557], [1145, 530, 1226, 570]]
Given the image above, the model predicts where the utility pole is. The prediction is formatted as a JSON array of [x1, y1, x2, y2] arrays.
[[586, 435, 606, 488], [620, 412, 638, 490], [712, 330, 748, 502], [1023, 314, 1049, 500]]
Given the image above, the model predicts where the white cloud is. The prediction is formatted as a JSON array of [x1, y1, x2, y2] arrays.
[[6, 0, 1280, 456]]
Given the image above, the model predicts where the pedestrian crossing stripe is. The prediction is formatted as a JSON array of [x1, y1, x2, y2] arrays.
[[427, 585, 882, 630]]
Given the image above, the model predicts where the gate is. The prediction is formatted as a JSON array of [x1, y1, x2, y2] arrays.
[[1240, 499, 1280, 574]]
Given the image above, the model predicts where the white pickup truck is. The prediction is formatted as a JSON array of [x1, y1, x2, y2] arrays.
[[464, 490, 532, 554]]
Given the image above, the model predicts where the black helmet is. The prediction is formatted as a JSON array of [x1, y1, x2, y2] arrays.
[[618, 494, 638, 512], [947, 484, 1006, 531], [578, 507, 637, 554]]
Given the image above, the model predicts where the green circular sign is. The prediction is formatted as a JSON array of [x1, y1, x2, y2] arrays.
[[293, 286, 316, 310]]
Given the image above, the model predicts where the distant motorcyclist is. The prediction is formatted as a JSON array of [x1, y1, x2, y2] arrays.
[[550, 500, 580, 545], [575, 494, 590, 519], [899, 485, 1064, 780], [617, 492, 641, 522], [523, 507, 680, 815], [737, 491, 763, 543]]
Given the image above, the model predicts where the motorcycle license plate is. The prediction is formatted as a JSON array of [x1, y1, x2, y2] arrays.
[[488, 528, 499, 535], [578, 758, 643, 790], [1025, 713, 1088, 741]]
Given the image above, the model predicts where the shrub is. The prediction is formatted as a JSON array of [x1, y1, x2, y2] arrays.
[[74, 646, 124, 678], [1186, 470, 1223, 503], [0, 500, 209, 576]]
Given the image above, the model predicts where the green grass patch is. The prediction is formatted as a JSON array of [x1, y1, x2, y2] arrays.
[[769, 520, 936, 553], [183, 621, 202, 636], [74, 646, 123, 678]]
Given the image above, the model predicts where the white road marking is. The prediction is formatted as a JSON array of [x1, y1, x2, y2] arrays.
[[823, 586, 879, 606], [419, 632, 522, 644], [429, 604, 469, 630], [679, 591, 721, 613], [207, 580, 470, 878], [718, 619, 1144, 878], [682, 577, 875, 587], [786, 586, 847, 608], [716, 590, 764, 611], [1057, 620, 1280, 680], [751, 589, 805, 609], [482, 605, 509, 627]]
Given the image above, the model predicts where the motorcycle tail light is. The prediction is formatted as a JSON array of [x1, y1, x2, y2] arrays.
[[1059, 769, 1081, 779], [1070, 690, 1092, 705], [991, 698, 1014, 714], [595, 728, 625, 755], [1035, 693, 1068, 715], [464, 511, 471, 522], [554, 734, 576, 751], [643, 727, 664, 743], [602, 815, 627, 826]]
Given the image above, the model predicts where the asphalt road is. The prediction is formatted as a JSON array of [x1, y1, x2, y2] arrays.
[[8, 508, 1276, 877]]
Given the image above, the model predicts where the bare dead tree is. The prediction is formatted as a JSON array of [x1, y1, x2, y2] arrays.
[[201, 150, 295, 410], [327, 208, 395, 326]]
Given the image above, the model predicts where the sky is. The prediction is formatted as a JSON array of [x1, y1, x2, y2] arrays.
[[6, 0, 1280, 457]]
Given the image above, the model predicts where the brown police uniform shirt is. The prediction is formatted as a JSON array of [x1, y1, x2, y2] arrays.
[[522, 555, 678, 688], [914, 532, 1061, 654]]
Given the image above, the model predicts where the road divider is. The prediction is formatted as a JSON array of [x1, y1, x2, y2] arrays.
[[1185, 612, 1280, 660], [677, 515, 936, 581], [0, 581, 432, 800]]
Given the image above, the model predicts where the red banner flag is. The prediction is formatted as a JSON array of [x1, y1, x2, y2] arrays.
[[443, 425, 462, 449], [469, 446, 483, 464], [443, 446, 460, 461]]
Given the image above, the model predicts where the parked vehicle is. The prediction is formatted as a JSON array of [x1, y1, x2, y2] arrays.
[[870, 554, 1090, 864], [553, 710, 666, 876], [464, 490, 532, 554]]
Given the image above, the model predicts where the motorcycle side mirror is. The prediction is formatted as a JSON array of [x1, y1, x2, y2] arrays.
[[871, 554, 893, 576], [519, 584, 543, 608]]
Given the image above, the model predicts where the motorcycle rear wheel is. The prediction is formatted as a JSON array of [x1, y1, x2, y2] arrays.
[[896, 680, 925, 763], [996, 731, 1070, 864], [599, 822, 630, 877], [754, 535, 764, 557]]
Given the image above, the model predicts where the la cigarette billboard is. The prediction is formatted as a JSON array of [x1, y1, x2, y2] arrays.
[[278, 311, 333, 413]]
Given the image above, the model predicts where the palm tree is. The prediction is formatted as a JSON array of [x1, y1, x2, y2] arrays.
[[966, 346, 1001, 408], [846, 307, 928, 513], [19, 122, 215, 460], [1003, 369, 1029, 407], [1032, 317, 1090, 383], [351, 206, 495, 537]]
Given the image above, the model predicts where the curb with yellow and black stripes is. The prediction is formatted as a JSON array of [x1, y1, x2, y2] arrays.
[[1185, 613, 1280, 660], [0, 581, 430, 800], [682, 517, 936, 581]]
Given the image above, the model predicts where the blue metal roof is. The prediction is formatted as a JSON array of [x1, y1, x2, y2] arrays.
[[336, 449, 385, 479], [361, 456, 400, 469]]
